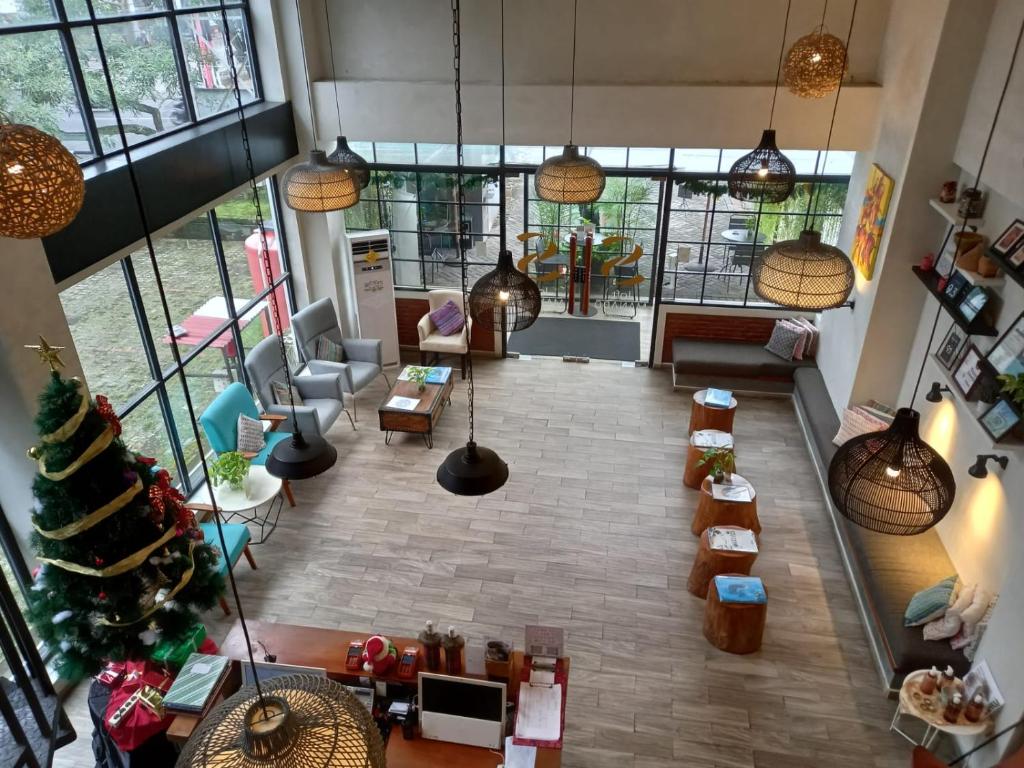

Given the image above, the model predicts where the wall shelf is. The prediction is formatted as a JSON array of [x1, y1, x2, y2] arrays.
[[955, 265, 1004, 287], [928, 198, 984, 229], [912, 266, 999, 336], [927, 355, 1024, 453]]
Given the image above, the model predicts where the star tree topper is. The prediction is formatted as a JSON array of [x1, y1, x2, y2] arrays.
[[25, 336, 66, 372]]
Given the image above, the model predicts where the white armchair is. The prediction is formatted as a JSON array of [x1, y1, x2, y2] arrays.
[[417, 289, 472, 379]]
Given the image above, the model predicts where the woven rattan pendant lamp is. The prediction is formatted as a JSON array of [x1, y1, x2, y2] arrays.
[[437, 0, 509, 497], [534, 0, 604, 204], [469, 0, 541, 338], [281, 0, 359, 211], [323, 1, 370, 189], [0, 117, 85, 239], [783, 0, 848, 98], [752, 0, 857, 310], [728, 0, 796, 203], [829, 15, 1024, 536]]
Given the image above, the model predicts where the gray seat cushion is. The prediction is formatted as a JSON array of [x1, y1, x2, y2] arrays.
[[307, 359, 381, 393], [794, 367, 839, 464], [792, 366, 969, 685], [303, 398, 343, 431], [672, 337, 816, 379]]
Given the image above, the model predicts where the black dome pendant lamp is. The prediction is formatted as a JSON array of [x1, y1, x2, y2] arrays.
[[828, 15, 1024, 536], [438, 0, 508, 497], [323, 1, 370, 189], [728, 0, 796, 203]]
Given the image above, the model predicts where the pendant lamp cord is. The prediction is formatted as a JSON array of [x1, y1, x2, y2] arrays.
[[768, 0, 793, 128], [325, 0, 343, 132], [79, 0, 268, 709], [452, 0, 474, 443], [810, 0, 858, 225], [911, 13, 1024, 409], [568, 0, 578, 145], [294, 0, 319, 147], [499, 0, 507, 249], [820, 0, 829, 30]]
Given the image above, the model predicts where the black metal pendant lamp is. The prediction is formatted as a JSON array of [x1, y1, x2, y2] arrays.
[[533, 0, 605, 204], [752, 0, 858, 310], [728, 0, 796, 203], [437, 0, 509, 497], [828, 15, 1024, 536], [323, 1, 370, 189]]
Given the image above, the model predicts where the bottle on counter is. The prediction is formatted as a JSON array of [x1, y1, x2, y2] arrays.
[[939, 666, 957, 695], [419, 621, 443, 672], [965, 693, 986, 723], [920, 666, 939, 695], [442, 625, 465, 676], [943, 692, 964, 724]]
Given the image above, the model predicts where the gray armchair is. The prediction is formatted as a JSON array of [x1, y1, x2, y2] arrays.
[[291, 297, 390, 421], [244, 334, 355, 433]]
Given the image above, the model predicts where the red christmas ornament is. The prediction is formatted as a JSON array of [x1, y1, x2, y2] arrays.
[[94, 556, 104, 566], [95, 395, 123, 436], [98, 591, 107, 601], [136, 455, 156, 467]]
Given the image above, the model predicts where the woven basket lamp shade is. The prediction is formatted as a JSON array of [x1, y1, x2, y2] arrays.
[[828, 409, 956, 536], [469, 249, 542, 332], [326, 136, 370, 189], [0, 122, 84, 239], [752, 229, 854, 310], [534, 145, 606, 204], [282, 150, 359, 212], [784, 28, 848, 98], [176, 674, 385, 768], [727, 129, 796, 204]]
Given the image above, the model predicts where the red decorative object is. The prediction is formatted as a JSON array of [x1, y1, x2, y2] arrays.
[[567, 233, 577, 314], [103, 660, 173, 751], [581, 233, 593, 315], [936, 276, 949, 292], [939, 180, 957, 204], [361, 634, 397, 676], [148, 469, 189, 527], [136, 455, 157, 466], [920, 253, 936, 271], [95, 394, 122, 436]]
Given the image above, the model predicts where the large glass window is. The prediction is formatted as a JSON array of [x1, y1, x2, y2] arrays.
[[346, 143, 852, 309], [58, 177, 292, 490], [0, 0, 260, 163]]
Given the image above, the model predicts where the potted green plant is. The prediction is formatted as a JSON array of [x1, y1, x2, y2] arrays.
[[405, 366, 432, 393], [997, 373, 1024, 408], [697, 447, 736, 484], [209, 451, 252, 496]]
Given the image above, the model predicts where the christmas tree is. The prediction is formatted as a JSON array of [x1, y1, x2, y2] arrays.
[[24, 338, 224, 680]]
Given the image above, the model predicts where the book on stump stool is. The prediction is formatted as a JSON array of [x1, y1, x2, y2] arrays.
[[704, 574, 767, 654]]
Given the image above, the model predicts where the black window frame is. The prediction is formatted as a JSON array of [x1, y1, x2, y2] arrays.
[[0, 0, 262, 166]]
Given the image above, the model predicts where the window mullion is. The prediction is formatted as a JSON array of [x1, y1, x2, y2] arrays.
[[166, 11, 198, 124], [53, 4, 105, 160]]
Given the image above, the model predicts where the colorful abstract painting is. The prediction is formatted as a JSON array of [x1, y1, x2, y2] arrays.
[[850, 164, 894, 280]]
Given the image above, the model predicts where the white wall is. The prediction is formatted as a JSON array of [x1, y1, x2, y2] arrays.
[[302, 0, 886, 150], [816, 0, 993, 412]]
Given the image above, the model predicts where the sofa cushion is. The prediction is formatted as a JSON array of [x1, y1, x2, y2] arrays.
[[904, 575, 957, 626], [673, 337, 816, 380], [794, 367, 839, 464]]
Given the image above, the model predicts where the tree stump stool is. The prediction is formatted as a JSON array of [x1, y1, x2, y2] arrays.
[[687, 526, 758, 598], [692, 474, 760, 535], [683, 430, 734, 490], [688, 389, 738, 434], [703, 574, 767, 654]]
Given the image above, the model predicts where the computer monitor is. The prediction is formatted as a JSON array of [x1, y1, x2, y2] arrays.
[[418, 672, 506, 749]]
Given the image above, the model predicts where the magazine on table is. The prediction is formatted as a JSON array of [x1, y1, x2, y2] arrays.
[[387, 396, 420, 410], [704, 388, 733, 408], [693, 430, 732, 448], [710, 483, 752, 503], [707, 526, 758, 553]]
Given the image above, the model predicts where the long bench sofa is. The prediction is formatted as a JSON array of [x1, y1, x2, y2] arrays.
[[792, 367, 969, 691]]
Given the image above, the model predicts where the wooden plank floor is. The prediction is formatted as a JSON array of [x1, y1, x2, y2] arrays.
[[54, 356, 911, 767]]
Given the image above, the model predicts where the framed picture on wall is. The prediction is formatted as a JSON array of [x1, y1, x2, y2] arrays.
[[958, 286, 989, 323], [979, 398, 1021, 442], [936, 325, 967, 369], [943, 272, 969, 304], [954, 344, 985, 399], [987, 312, 1024, 376], [992, 218, 1024, 259], [850, 164, 894, 281]]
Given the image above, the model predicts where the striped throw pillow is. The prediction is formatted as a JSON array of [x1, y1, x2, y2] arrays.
[[429, 300, 465, 336], [316, 336, 346, 363]]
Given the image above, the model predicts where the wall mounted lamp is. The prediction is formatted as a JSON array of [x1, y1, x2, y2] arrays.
[[968, 454, 1008, 479], [925, 382, 952, 403]]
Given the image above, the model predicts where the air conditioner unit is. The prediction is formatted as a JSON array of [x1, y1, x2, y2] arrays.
[[346, 229, 399, 367]]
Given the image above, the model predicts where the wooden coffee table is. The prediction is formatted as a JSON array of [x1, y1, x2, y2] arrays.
[[378, 370, 454, 448]]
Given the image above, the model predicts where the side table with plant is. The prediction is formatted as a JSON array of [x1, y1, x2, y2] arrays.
[[405, 366, 433, 393], [209, 451, 252, 497], [697, 447, 736, 484]]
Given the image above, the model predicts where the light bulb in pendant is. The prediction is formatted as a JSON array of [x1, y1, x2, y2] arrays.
[[811, 52, 822, 63], [7, 162, 24, 175], [885, 466, 901, 479], [498, 289, 510, 302], [757, 163, 770, 178]]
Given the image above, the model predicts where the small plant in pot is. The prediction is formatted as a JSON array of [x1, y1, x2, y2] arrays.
[[997, 373, 1024, 409], [697, 447, 736, 484], [406, 366, 432, 393], [209, 451, 252, 496]]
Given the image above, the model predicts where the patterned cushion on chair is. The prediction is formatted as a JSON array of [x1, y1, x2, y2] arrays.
[[429, 300, 465, 336], [316, 336, 346, 363], [236, 414, 265, 454], [764, 320, 803, 361], [271, 380, 304, 407]]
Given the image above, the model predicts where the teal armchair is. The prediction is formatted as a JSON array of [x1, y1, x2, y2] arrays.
[[198, 382, 295, 506]]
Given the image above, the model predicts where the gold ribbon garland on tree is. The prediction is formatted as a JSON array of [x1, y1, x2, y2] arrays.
[[38, 523, 179, 578], [33, 476, 144, 541], [96, 541, 199, 627], [40, 380, 90, 444]]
